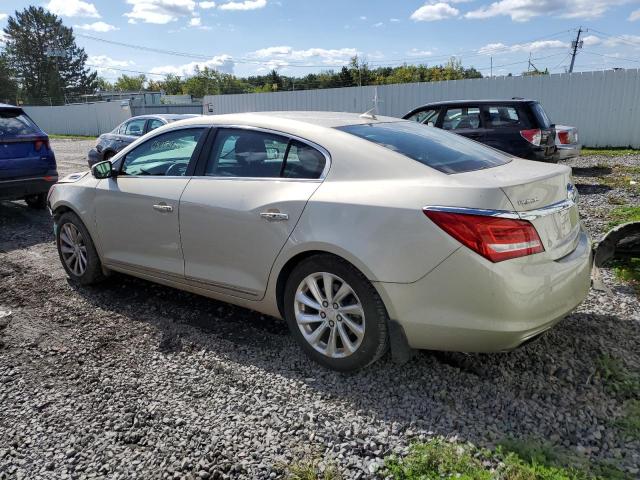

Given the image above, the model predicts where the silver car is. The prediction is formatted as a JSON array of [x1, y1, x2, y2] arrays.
[[48, 112, 593, 371]]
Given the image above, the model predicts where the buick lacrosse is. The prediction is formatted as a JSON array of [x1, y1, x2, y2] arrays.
[[49, 112, 593, 371]]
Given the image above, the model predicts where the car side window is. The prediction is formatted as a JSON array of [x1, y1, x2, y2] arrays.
[[484, 106, 525, 128], [205, 129, 289, 178], [124, 119, 146, 137], [148, 119, 165, 132], [121, 128, 204, 176], [406, 108, 440, 126], [442, 107, 480, 130], [282, 140, 326, 179]]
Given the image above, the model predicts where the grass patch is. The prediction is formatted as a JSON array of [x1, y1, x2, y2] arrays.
[[616, 400, 640, 440], [49, 134, 97, 140], [607, 206, 640, 229], [581, 148, 639, 157], [285, 459, 342, 480], [383, 438, 609, 480], [597, 355, 640, 400], [599, 166, 640, 192]]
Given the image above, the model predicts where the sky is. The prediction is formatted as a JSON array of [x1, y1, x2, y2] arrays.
[[0, 0, 639, 81]]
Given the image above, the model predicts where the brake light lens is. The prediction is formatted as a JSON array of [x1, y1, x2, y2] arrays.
[[520, 128, 541, 146], [34, 138, 49, 152], [557, 131, 571, 145], [424, 210, 544, 262]]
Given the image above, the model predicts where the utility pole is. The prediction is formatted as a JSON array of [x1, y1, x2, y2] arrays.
[[569, 27, 584, 73], [490, 56, 493, 77]]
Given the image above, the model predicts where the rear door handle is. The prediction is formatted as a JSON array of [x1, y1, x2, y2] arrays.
[[260, 212, 289, 222], [153, 203, 174, 213]]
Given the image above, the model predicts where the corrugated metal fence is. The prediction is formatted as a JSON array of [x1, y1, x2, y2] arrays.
[[23, 101, 132, 137], [204, 69, 640, 148], [130, 104, 204, 116]]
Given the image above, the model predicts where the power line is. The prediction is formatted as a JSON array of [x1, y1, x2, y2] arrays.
[[581, 50, 640, 64]]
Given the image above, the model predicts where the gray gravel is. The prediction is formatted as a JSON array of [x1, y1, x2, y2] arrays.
[[0, 142, 639, 479]]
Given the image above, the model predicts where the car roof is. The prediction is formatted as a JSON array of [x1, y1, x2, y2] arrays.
[[174, 111, 404, 129], [127, 114, 201, 121], [413, 99, 535, 108], [0, 103, 23, 111]]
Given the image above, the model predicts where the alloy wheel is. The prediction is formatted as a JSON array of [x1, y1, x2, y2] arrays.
[[59, 223, 88, 276], [294, 272, 365, 358]]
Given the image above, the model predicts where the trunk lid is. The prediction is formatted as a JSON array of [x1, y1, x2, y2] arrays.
[[453, 159, 580, 260]]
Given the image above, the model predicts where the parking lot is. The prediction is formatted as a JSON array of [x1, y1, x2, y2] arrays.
[[1, 139, 639, 479]]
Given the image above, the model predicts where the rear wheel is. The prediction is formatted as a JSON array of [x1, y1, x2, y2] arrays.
[[55, 212, 105, 285], [25, 193, 47, 209], [283, 254, 389, 371]]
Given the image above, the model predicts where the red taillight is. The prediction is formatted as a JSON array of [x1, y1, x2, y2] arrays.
[[520, 128, 541, 146], [557, 131, 570, 145], [34, 138, 49, 152], [424, 210, 544, 262]]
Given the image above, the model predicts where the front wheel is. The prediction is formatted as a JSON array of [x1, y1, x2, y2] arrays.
[[55, 212, 106, 285], [283, 254, 389, 371]]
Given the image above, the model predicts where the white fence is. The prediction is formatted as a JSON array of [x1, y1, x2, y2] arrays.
[[23, 101, 132, 136], [204, 69, 640, 148]]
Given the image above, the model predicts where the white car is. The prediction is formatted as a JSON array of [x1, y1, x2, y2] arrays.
[[49, 112, 594, 371]]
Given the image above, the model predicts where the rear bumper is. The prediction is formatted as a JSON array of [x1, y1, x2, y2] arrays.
[[525, 146, 558, 162], [553, 144, 582, 161], [0, 175, 58, 201], [375, 227, 592, 353]]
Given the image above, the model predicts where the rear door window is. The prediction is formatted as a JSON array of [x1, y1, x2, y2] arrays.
[[484, 105, 527, 129], [531, 102, 551, 128], [442, 107, 480, 130], [337, 121, 511, 174], [0, 110, 40, 137], [124, 119, 146, 137], [148, 119, 165, 132]]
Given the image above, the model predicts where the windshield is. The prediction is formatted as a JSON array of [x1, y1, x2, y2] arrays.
[[337, 121, 511, 174], [0, 110, 41, 137]]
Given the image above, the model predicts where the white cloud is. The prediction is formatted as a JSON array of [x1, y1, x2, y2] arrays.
[[630, 8, 640, 20], [248, 45, 358, 70], [465, 0, 629, 21], [218, 0, 267, 10], [359, 16, 367, 20], [373, 21, 384, 27], [87, 55, 134, 76], [0, 31, 6, 45], [199, 1, 217, 7], [190, 16, 202, 25], [124, 0, 196, 24], [478, 39, 569, 55], [150, 55, 235, 76], [390, 17, 401, 22], [0, 13, 7, 21], [582, 34, 601, 46], [74, 21, 118, 32], [46, 0, 100, 18], [407, 48, 434, 57], [410, 2, 460, 21]]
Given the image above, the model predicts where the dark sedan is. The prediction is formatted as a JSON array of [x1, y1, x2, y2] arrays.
[[403, 99, 557, 162], [0, 103, 57, 209], [87, 114, 200, 167]]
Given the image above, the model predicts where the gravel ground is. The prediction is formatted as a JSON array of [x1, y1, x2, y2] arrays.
[[0, 141, 639, 479]]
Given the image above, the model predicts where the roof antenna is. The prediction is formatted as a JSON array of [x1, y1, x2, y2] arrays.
[[360, 87, 380, 120]]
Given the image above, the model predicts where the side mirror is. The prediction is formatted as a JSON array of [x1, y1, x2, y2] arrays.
[[92, 160, 116, 179]]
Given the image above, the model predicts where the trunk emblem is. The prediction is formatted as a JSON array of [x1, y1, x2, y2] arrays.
[[517, 197, 539, 206], [567, 183, 578, 203]]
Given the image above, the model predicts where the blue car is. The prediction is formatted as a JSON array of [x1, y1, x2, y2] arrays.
[[0, 104, 57, 208]]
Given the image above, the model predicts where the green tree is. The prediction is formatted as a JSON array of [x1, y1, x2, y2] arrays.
[[114, 74, 146, 91], [95, 76, 113, 92], [3, 6, 97, 105], [0, 53, 18, 104], [163, 74, 184, 95]]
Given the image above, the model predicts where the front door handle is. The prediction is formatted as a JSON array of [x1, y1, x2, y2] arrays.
[[153, 203, 174, 213], [260, 211, 289, 222]]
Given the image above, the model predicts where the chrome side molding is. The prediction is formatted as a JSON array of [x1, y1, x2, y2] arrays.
[[424, 198, 576, 221]]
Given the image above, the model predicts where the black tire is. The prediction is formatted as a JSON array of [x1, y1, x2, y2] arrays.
[[283, 254, 389, 372], [25, 193, 47, 209], [55, 211, 106, 285]]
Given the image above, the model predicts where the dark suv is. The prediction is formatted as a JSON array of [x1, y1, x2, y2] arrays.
[[403, 99, 557, 162]]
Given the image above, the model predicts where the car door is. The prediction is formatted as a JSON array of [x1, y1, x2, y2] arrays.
[[440, 105, 486, 143], [95, 127, 207, 277], [480, 104, 529, 157], [179, 127, 328, 300]]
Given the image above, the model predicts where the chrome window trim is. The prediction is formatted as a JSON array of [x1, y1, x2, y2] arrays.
[[424, 198, 576, 221], [204, 124, 332, 181]]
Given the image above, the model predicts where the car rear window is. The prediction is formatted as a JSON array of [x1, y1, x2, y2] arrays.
[[0, 110, 41, 137], [336, 121, 511, 174]]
